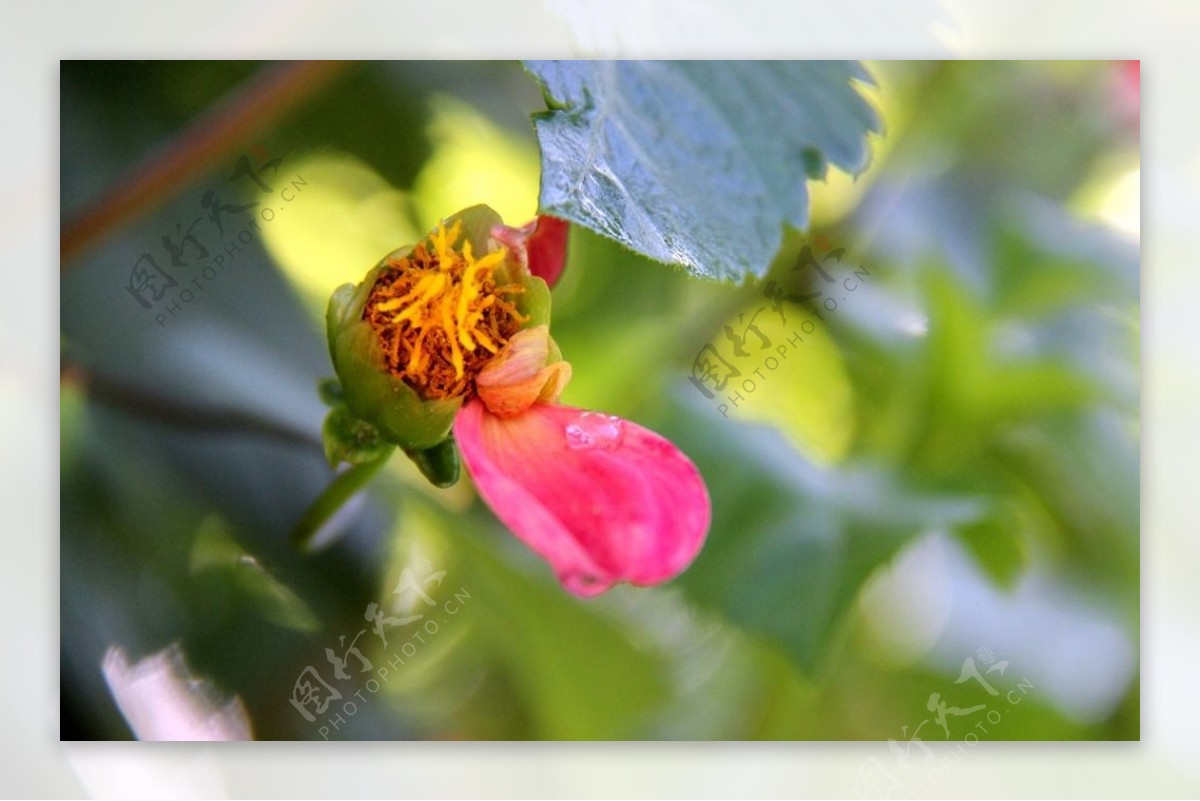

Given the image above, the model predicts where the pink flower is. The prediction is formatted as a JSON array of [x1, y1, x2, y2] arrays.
[[455, 327, 710, 596], [325, 206, 710, 596]]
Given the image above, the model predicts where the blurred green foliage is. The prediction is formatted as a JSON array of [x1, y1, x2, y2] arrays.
[[60, 60, 1138, 742]]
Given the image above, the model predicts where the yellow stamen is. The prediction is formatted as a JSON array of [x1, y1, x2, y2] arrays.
[[362, 220, 526, 401]]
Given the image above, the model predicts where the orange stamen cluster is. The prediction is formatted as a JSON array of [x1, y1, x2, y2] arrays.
[[363, 220, 526, 400]]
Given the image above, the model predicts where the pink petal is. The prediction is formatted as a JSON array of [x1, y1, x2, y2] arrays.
[[454, 399, 710, 596], [490, 216, 569, 287]]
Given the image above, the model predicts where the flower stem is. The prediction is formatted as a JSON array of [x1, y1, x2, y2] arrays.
[[292, 448, 394, 552]]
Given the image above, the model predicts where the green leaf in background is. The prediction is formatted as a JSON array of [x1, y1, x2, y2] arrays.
[[524, 60, 880, 282], [954, 500, 1028, 589], [381, 501, 669, 739], [712, 297, 856, 464], [190, 516, 321, 632], [453, 527, 670, 739], [654, 396, 982, 676]]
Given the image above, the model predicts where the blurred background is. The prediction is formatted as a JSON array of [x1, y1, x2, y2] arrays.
[[60, 60, 1139, 741]]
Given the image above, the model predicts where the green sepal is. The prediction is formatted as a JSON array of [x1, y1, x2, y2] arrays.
[[450, 204, 504, 256], [403, 436, 461, 488], [515, 271, 551, 329], [322, 405, 393, 468], [326, 275, 462, 451]]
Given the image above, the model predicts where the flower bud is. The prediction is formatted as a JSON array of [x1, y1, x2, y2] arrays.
[[325, 205, 552, 455]]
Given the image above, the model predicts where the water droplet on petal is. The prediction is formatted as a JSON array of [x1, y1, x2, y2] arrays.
[[564, 411, 625, 451]]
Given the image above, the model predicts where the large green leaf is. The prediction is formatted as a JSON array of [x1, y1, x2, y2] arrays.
[[524, 60, 880, 282]]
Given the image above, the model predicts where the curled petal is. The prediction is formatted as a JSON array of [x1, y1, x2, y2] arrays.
[[454, 399, 710, 596], [476, 325, 571, 417], [490, 216, 569, 287]]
